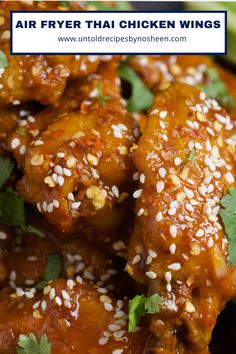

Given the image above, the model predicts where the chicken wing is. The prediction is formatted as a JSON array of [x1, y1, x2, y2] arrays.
[[0, 279, 149, 353], [0, 1, 111, 105], [127, 82, 236, 353]]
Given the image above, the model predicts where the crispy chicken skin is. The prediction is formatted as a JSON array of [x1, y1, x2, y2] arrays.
[[0, 279, 149, 354], [127, 83, 236, 353], [0, 1, 106, 105], [6, 60, 136, 255]]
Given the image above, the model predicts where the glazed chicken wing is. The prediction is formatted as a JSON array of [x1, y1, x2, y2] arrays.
[[6, 60, 136, 258], [0, 279, 149, 354], [127, 82, 236, 353], [0, 1, 108, 105]]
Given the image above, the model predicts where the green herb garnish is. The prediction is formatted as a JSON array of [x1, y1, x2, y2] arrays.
[[219, 188, 236, 264], [0, 188, 44, 238], [16, 127, 26, 137], [59, 0, 70, 7], [199, 68, 235, 110], [0, 156, 13, 188], [0, 50, 8, 69], [17, 333, 51, 354], [36, 254, 62, 289], [97, 82, 111, 104], [119, 63, 154, 112], [85, 1, 130, 10], [186, 148, 196, 164], [128, 294, 163, 332]]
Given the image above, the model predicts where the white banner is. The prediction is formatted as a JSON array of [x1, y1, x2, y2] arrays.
[[11, 11, 226, 54]]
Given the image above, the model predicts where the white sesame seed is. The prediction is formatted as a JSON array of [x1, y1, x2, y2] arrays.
[[195, 142, 203, 150], [225, 172, 235, 184], [0, 231, 7, 240], [158, 167, 166, 178], [155, 211, 163, 222], [215, 113, 226, 124], [156, 181, 165, 194], [47, 203, 54, 213], [68, 193, 74, 201], [41, 300, 47, 311], [165, 271, 172, 283], [146, 271, 157, 279], [188, 141, 194, 150], [67, 279, 74, 290], [19, 145, 26, 155], [167, 283, 172, 292], [169, 244, 176, 254], [53, 199, 60, 208], [137, 208, 144, 216], [168, 208, 176, 216], [207, 237, 214, 248], [112, 350, 123, 354], [132, 172, 139, 181], [57, 152, 65, 158], [139, 173, 145, 184], [149, 250, 157, 258], [185, 203, 194, 212], [62, 290, 70, 300], [174, 157, 182, 166], [133, 189, 143, 199], [108, 324, 121, 332], [104, 303, 113, 311], [200, 91, 206, 100], [54, 165, 63, 175], [34, 140, 44, 146], [159, 111, 167, 119], [112, 185, 119, 198], [132, 254, 141, 265], [11, 138, 20, 149], [57, 175, 65, 186], [71, 202, 81, 210], [169, 225, 177, 238], [196, 229, 204, 237], [49, 288, 55, 300], [55, 296, 62, 306], [99, 337, 108, 346], [146, 256, 153, 265], [206, 127, 215, 136], [168, 263, 181, 271], [63, 168, 72, 177]]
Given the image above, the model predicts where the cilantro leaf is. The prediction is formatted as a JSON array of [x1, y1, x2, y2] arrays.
[[128, 294, 163, 332], [85, 1, 130, 10], [186, 148, 196, 164], [0, 188, 44, 238], [0, 50, 8, 69], [97, 82, 111, 104], [199, 68, 235, 110], [0, 156, 13, 188], [219, 188, 236, 264], [119, 63, 154, 112], [17, 333, 51, 354], [36, 254, 62, 289], [59, 0, 70, 7], [145, 294, 163, 314]]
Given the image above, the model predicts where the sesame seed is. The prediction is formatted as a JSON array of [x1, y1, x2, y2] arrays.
[[174, 157, 182, 166], [168, 208, 176, 216], [113, 240, 126, 251], [139, 173, 145, 184], [62, 290, 70, 300], [207, 237, 214, 248], [206, 127, 215, 136], [165, 271, 172, 283], [114, 330, 126, 339], [159, 110, 167, 119], [169, 244, 176, 254], [132, 172, 139, 181], [156, 181, 165, 193], [200, 92, 206, 100], [104, 303, 113, 311], [68, 192, 74, 201], [158, 167, 166, 178], [54, 165, 63, 175], [41, 300, 47, 311], [185, 301, 196, 313], [112, 350, 123, 354], [188, 141, 194, 150], [225, 172, 235, 184], [71, 202, 81, 210], [55, 296, 62, 306], [133, 189, 143, 199], [63, 168, 72, 177], [47, 203, 54, 213], [53, 199, 60, 208], [112, 185, 119, 198], [87, 153, 99, 166], [168, 263, 181, 271], [155, 211, 163, 222], [49, 288, 55, 300], [132, 254, 141, 265], [169, 225, 177, 238], [146, 271, 157, 279], [196, 229, 204, 237], [185, 203, 194, 212], [57, 176, 65, 186], [137, 208, 144, 216], [195, 142, 203, 150], [31, 154, 44, 166], [0, 231, 7, 240], [108, 324, 121, 332], [167, 284, 172, 292], [99, 337, 108, 346], [11, 138, 20, 149]]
